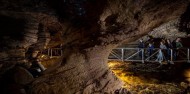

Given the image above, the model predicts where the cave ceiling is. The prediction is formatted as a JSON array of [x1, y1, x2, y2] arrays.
[[0, 0, 189, 47], [0, 0, 190, 94]]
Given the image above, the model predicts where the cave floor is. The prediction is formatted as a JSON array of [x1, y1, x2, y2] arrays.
[[108, 61, 190, 94]]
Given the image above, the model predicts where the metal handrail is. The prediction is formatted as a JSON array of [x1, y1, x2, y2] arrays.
[[145, 49, 160, 61], [110, 50, 121, 59], [40, 48, 63, 57], [125, 49, 142, 60], [108, 48, 190, 64]]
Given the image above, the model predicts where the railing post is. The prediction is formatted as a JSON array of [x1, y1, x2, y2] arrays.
[[142, 49, 144, 63], [170, 49, 174, 64], [188, 48, 190, 63], [48, 49, 50, 56], [170, 49, 173, 61], [51, 49, 52, 58], [61, 49, 63, 56], [121, 48, 124, 62]]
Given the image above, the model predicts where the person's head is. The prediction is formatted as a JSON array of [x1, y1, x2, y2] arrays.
[[139, 39, 143, 42], [176, 37, 181, 42], [166, 39, 171, 43], [149, 43, 152, 47], [160, 41, 163, 45], [161, 38, 166, 43]]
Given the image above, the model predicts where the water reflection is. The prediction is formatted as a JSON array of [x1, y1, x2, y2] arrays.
[[108, 61, 190, 93]]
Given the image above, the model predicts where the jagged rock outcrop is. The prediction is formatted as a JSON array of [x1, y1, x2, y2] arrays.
[[148, 19, 187, 40], [0, 0, 190, 94], [120, 19, 188, 47]]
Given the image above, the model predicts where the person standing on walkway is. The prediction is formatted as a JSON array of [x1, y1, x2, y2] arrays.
[[147, 42, 154, 60], [172, 39, 177, 60], [166, 39, 173, 63], [156, 41, 167, 64], [176, 37, 183, 60], [138, 39, 145, 59]]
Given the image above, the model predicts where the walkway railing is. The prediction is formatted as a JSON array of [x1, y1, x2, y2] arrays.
[[40, 48, 62, 57], [108, 48, 190, 64]]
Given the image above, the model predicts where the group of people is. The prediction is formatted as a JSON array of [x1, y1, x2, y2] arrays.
[[138, 37, 183, 64]]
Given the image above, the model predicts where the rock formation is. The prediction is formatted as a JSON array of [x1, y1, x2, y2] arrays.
[[0, 0, 190, 94]]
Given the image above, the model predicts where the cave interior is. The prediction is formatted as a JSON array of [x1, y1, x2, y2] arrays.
[[0, 0, 190, 94]]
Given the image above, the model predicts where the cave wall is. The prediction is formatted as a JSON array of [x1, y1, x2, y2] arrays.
[[148, 19, 187, 40], [118, 19, 188, 48], [0, 0, 190, 94]]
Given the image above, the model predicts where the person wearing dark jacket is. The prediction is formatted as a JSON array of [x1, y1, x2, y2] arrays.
[[166, 39, 173, 63], [175, 37, 183, 60], [147, 42, 154, 60], [138, 39, 145, 59]]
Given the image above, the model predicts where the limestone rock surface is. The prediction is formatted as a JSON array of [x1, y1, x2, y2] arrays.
[[0, 0, 189, 94]]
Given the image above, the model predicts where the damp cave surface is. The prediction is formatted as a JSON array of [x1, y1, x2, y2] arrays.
[[0, 0, 190, 94], [108, 37, 190, 93]]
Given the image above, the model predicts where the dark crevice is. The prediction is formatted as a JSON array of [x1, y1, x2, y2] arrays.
[[47, 0, 107, 27], [0, 15, 25, 41], [179, 3, 190, 34]]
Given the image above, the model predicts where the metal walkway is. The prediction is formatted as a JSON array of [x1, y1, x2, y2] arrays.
[[108, 48, 190, 64]]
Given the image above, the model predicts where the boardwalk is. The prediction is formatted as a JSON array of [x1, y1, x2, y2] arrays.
[[108, 48, 190, 64]]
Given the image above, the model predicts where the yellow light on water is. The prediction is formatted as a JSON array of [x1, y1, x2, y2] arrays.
[[41, 55, 45, 58], [108, 61, 147, 87]]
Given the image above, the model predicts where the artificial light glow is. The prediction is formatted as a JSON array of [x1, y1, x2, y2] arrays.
[[41, 55, 45, 58], [108, 61, 145, 84]]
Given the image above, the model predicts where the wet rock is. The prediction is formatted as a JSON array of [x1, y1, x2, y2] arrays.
[[13, 66, 34, 85], [180, 82, 188, 88], [0, 0, 190, 94]]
